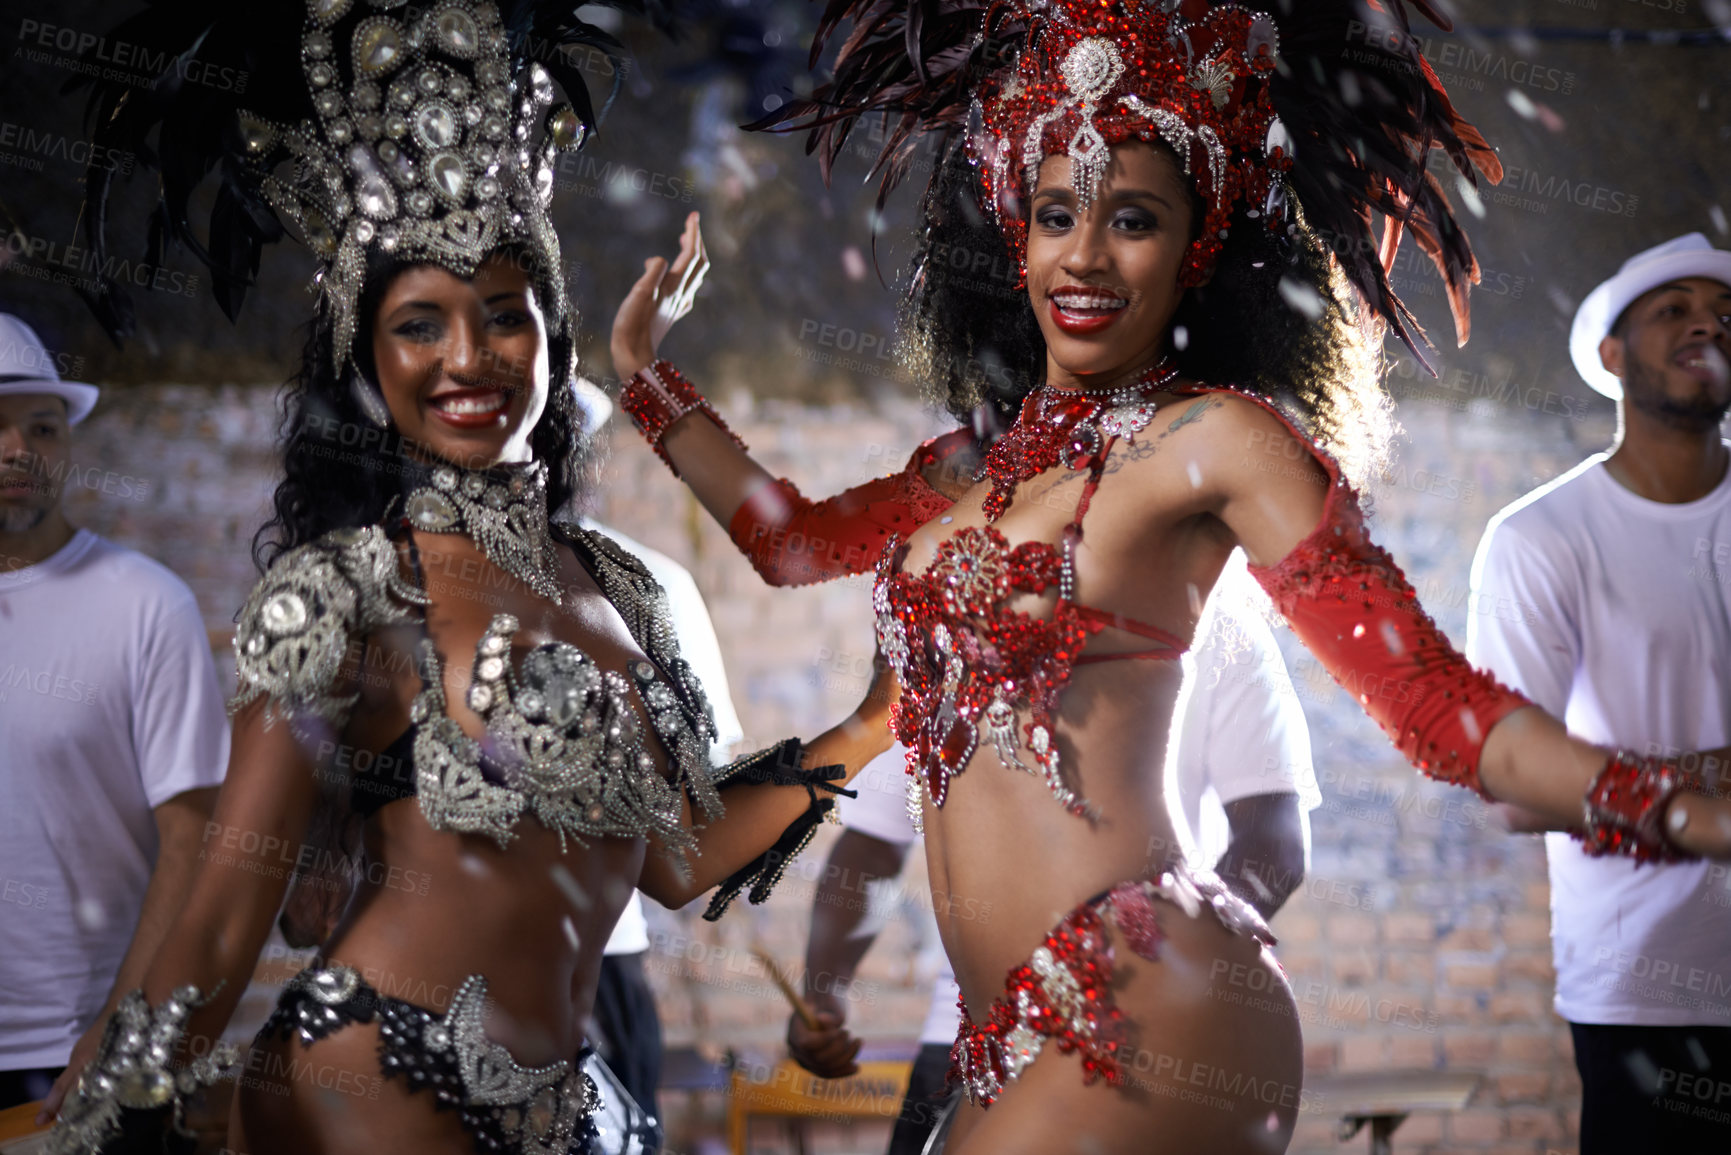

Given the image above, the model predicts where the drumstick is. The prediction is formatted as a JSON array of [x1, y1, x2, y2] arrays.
[[753, 946, 822, 1030]]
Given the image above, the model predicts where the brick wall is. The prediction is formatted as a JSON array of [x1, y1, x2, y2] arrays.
[[60, 379, 1621, 1154]]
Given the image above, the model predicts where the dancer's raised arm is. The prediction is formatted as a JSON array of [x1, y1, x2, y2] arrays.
[[611, 214, 971, 586], [610, 212, 777, 524]]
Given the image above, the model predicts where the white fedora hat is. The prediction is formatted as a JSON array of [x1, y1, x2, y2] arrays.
[[1570, 233, 1731, 400], [0, 313, 99, 424]]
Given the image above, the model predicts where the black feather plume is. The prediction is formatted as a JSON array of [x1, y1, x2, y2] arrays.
[[759, 0, 1500, 366], [1262, 0, 1501, 363], [67, 0, 682, 344]]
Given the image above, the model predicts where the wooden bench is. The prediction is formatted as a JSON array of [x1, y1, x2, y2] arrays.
[[0, 1102, 49, 1153], [723, 1044, 916, 1155], [1306, 1070, 1481, 1154]]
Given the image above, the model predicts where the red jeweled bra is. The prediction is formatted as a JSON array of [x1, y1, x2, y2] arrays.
[[875, 371, 1188, 828]]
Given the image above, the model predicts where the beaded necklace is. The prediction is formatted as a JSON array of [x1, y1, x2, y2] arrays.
[[400, 458, 565, 603], [980, 359, 1178, 520]]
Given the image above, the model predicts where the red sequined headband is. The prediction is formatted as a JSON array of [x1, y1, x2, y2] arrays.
[[969, 0, 1289, 286]]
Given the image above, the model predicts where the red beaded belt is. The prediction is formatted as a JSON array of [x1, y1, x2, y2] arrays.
[[949, 865, 1274, 1107]]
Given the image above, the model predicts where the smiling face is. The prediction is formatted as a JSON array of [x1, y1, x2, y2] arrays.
[[370, 251, 550, 469], [1602, 276, 1731, 432], [1024, 141, 1197, 389]]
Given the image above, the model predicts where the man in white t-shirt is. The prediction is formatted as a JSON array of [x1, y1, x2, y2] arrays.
[[0, 314, 230, 1117], [1466, 234, 1731, 1154], [575, 381, 747, 1150], [785, 556, 1319, 1154], [582, 518, 745, 1149]]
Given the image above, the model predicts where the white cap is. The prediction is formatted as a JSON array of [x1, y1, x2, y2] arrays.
[[1570, 233, 1731, 399], [0, 313, 99, 424]]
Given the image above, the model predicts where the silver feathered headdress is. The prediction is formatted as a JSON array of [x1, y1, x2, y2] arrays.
[[72, 0, 672, 367], [246, 2, 582, 367]]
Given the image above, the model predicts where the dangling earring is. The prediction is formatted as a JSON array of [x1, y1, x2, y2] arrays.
[[350, 370, 392, 427]]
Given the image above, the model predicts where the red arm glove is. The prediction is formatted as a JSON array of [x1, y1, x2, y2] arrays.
[[727, 430, 967, 587], [1187, 384, 1530, 796], [1246, 470, 1530, 797], [622, 358, 966, 586], [1219, 385, 1700, 862], [1247, 469, 1704, 862]]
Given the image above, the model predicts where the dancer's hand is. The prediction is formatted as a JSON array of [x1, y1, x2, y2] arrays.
[[787, 1007, 863, 1078], [611, 210, 708, 380], [853, 645, 900, 729], [1662, 753, 1731, 859], [37, 1021, 102, 1123]]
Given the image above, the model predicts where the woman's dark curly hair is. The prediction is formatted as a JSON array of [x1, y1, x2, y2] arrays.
[[252, 246, 586, 570], [899, 141, 1392, 486]]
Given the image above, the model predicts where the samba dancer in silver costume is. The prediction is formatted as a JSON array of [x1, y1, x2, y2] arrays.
[[43, 3, 886, 1153]]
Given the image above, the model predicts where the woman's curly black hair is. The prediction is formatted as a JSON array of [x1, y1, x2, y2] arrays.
[[252, 246, 586, 570], [898, 141, 1392, 485]]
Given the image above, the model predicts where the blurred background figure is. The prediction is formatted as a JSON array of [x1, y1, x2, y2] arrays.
[[1469, 234, 1731, 1155], [784, 558, 1318, 1155], [577, 379, 747, 1153], [0, 312, 229, 1115]]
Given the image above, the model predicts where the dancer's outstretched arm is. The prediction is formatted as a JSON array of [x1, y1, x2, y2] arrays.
[[40, 702, 323, 1141], [611, 215, 968, 588], [1198, 394, 1731, 859]]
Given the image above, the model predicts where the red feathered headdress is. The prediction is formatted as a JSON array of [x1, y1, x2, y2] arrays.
[[762, 0, 1503, 365]]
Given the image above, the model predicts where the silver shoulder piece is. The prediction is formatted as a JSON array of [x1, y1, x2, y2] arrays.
[[230, 525, 425, 728], [48, 984, 239, 1155]]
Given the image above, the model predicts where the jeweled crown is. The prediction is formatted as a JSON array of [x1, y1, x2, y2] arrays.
[[971, 0, 1288, 285], [236, 0, 590, 368]]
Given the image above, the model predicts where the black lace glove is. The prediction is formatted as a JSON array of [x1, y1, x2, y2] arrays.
[[703, 738, 854, 920]]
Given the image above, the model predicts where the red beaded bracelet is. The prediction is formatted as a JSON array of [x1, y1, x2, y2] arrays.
[[619, 359, 745, 475], [1578, 750, 1702, 864]]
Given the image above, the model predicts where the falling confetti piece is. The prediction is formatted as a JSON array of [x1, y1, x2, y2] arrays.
[[840, 246, 867, 282], [549, 863, 591, 912], [1338, 70, 1361, 108], [1454, 174, 1485, 220], [1277, 277, 1324, 320], [1459, 707, 1482, 746], [76, 899, 107, 932]]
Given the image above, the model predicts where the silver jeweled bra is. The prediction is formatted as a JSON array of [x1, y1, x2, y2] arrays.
[[231, 462, 721, 853]]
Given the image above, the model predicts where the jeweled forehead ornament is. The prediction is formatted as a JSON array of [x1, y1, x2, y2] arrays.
[[975, 0, 1289, 287], [237, 0, 591, 371], [1020, 37, 1124, 213]]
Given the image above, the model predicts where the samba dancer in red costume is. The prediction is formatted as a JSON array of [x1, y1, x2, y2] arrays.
[[610, 2, 1731, 1150]]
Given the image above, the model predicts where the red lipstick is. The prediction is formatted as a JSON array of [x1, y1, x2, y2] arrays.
[[426, 386, 513, 430], [1047, 288, 1128, 336]]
